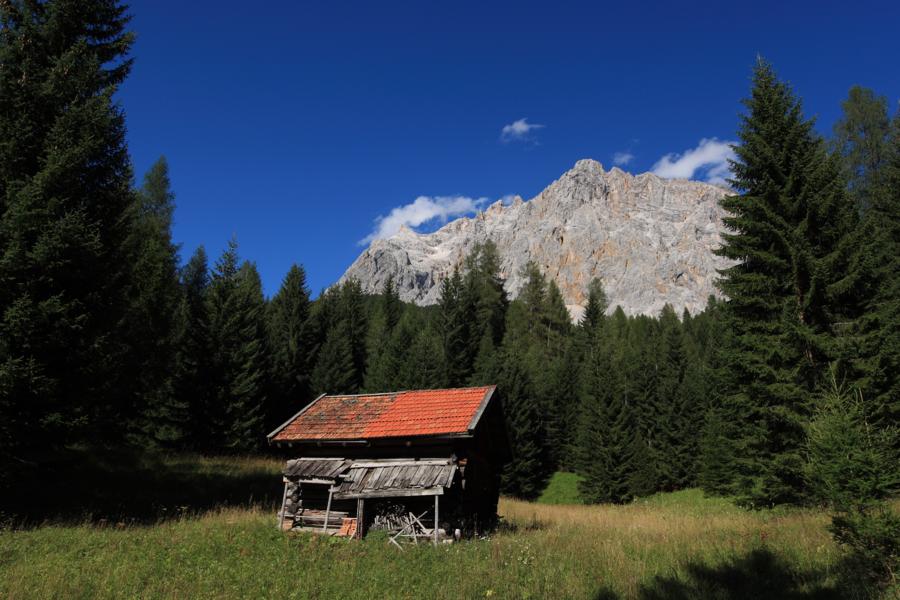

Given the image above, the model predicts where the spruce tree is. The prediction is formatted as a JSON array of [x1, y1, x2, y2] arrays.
[[837, 109, 900, 428], [0, 0, 139, 464], [206, 240, 268, 452], [715, 59, 859, 505], [338, 279, 369, 391], [225, 262, 269, 451], [401, 319, 446, 390], [267, 264, 313, 426], [127, 157, 181, 446], [381, 275, 402, 332], [831, 86, 892, 214], [311, 323, 357, 394], [577, 336, 635, 503], [463, 241, 508, 352], [438, 268, 472, 386], [363, 275, 404, 392], [172, 247, 213, 451], [655, 305, 687, 490], [498, 352, 547, 499]]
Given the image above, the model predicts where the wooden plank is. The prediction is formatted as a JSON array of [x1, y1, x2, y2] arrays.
[[322, 489, 333, 533], [410, 465, 427, 487], [277, 481, 290, 529], [356, 499, 365, 540], [296, 478, 336, 485], [333, 486, 444, 500], [369, 466, 386, 489], [444, 464, 457, 488], [348, 459, 450, 468]]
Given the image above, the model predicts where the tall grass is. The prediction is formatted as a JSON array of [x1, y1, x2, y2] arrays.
[[0, 457, 876, 599]]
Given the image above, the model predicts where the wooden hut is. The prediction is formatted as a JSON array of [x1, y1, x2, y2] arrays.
[[267, 385, 509, 544]]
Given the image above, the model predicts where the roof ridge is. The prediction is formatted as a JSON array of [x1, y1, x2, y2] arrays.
[[322, 385, 495, 399], [396, 385, 494, 394]]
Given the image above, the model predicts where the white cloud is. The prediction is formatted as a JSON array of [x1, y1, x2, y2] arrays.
[[360, 195, 488, 245], [651, 138, 737, 185], [612, 151, 634, 166], [500, 117, 544, 142]]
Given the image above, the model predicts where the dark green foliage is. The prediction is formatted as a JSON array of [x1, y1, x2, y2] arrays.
[[463, 241, 508, 352], [311, 322, 357, 395], [806, 373, 900, 590], [380, 275, 402, 332], [713, 59, 859, 506], [839, 108, 900, 428], [363, 276, 406, 392], [438, 268, 471, 386], [831, 86, 892, 214], [309, 280, 368, 395], [497, 352, 546, 499], [267, 265, 313, 427], [0, 0, 139, 466], [205, 240, 269, 452], [576, 334, 635, 504], [127, 157, 182, 446], [172, 247, 214, 450]]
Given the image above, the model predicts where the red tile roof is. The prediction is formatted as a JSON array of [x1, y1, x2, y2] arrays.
[[268, 386, 495, 443]]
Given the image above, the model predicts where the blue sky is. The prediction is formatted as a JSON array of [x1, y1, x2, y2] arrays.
[[121, 1, 900, 297]]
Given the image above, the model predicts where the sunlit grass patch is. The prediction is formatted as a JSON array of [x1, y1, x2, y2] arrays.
[[0, 456, 867, 599]]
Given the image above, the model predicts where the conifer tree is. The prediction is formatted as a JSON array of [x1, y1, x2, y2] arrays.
[[267, 264, 313, 427], [172, 247, 213, 450], [580, 278, 609, 337], [365, 316, 414, 392], [0, 0, 139, 462], [338, 279, 368, 391], [127, 157, 182, 446], [715, 59, 859, 505], [498, 352, 547, 499], [577, 337, 635, 503], [363, 275, 405, 392], [381, 275, 402, 332], [206, 240, 268, 452], [836, 108, 900, 428], [401, 320, 446, 390], [655, 305, 687, 490], [311, 323, 357, 394], [831, 86, 892, 214], [464, 241, 508, 352], [226, 263, 269, 450], [438, 268, 472, 386]]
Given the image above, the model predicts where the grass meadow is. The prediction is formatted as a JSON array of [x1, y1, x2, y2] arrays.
[[0, 455, 892, 599]]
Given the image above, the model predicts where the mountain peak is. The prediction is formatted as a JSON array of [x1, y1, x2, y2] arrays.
[[570, 158, 605, 175], [340, 164, 734, 318]]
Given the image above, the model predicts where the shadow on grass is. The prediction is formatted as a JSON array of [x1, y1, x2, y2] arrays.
[[0, 448, 282, 526], [593, 548, 871, 600]]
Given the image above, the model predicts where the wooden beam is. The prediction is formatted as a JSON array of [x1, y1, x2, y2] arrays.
[[277, 481, 290, 530], [433, 495, 439, 546], [356, 498, 365, 540], [322, 489, 333, 533], [348, 459, 451, 468], [333, 486, 444, 500]]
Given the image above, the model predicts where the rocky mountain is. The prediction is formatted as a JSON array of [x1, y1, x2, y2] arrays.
[[339, 159, 735, 318]]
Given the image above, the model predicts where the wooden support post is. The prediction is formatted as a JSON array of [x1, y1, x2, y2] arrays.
[[433, 495, 439, 546], [277, 481, 289, 530], [322, 489, 333, 533], [356, 498, 365, 540]]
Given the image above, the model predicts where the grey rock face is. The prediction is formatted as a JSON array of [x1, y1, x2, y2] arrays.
[[339, 159, 735, 318]]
